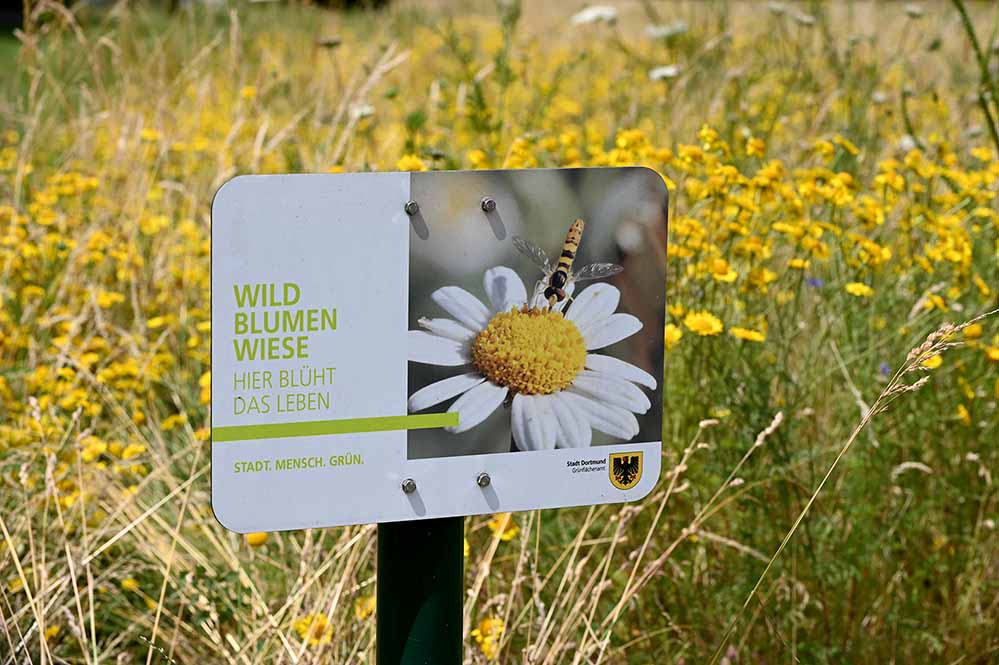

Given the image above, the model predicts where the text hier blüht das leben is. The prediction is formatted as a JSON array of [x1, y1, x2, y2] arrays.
[[230, 282, 336, 416]]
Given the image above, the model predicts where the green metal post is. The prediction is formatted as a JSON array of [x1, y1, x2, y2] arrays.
[[377, 517, 463, 665]]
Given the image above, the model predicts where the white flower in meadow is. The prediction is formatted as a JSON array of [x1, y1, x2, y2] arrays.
[[904, 4, 924, 19], [349, 103, 374, 120], [648, 65, 682, 81], [898, 134, 917, 153], [646, 22, 688, 39], [792, 11, 816, 26], [408, 267, 655, 451], [571, 6, 617, 26]]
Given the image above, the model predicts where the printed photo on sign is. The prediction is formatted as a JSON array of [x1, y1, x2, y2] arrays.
[[406, 168, 666, 460]]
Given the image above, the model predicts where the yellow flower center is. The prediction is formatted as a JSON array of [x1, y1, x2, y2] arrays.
[[471, 307, 586, 395]]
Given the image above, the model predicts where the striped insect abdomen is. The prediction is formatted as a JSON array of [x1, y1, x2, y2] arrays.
[[555, 218, 584, 275]]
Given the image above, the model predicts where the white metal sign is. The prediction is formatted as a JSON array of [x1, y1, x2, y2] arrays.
[[211, 168, 667, 532]]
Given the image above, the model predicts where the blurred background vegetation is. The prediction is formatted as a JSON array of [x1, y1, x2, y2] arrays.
[[1, 1, 997, 663]]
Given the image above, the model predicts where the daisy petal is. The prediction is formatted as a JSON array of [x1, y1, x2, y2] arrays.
[[571, 369, 651, 414], [483, 266, 528, 313], [538, 395, 559, 447], [409, 372, 484, 412], [431, 286, 491, 331], [418, 317, 477, 343], [408, 330, 469, 366], [563, 390, 640, 440], [512, 394, 556, 451], [551, 392, 592, 448], [446, 381, 508, 433], [585, 354, 657, 389], [566, 283, 620, 329], [582, 313, 643, 350]]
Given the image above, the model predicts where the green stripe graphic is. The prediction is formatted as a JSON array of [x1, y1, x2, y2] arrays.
[[212, 413, 458, 443]]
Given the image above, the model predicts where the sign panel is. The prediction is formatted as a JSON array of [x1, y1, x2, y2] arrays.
[[211, 168, 667, 532]]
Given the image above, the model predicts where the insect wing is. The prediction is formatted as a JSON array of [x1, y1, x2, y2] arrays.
[[572, 262, 624, 282], [512, 235, 552, 273]]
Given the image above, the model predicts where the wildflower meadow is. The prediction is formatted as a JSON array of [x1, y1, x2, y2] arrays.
[[1, 1, 998, 663]]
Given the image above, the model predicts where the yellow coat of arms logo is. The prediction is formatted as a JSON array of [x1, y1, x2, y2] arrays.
[[609, 452, 643, 490]]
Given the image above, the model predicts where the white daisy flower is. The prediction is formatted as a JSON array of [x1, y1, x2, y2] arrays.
[[407, 267, 656, 451]]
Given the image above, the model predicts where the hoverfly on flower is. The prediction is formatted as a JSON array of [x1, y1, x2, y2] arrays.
[[512, 218, 623, 313]]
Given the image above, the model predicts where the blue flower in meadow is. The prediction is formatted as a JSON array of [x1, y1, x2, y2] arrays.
[[806, 277, 824, 288], [879, 361, 891, 377]]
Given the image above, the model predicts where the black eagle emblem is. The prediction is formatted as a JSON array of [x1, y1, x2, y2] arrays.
[[611, 454, 641, 489], [613, 455, 640, 485]]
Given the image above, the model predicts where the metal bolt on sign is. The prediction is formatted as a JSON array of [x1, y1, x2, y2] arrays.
[[476, 472, 491, 487], [480, 196, 496, 213]]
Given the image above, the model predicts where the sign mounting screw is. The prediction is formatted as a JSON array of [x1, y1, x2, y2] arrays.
[[476, 472, 491, 488], [404, 200, 420, 216], [480, 196, 496, 213], [401, 478, 417, 494]]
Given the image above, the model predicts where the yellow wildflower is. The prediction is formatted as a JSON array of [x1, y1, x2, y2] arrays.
[[245, 532, 269, 547], [467, 149, 488, 168], [199, 371, 212, 404], [95, 290, 125, 308], [396, 154, 427, 171], [80, 437, 108, 462], [139, 215, 168, 236], [964, 324, 983, 340], [161, 413, 187, 431], [921, 354, 943, 369], [746, 266, 777, 293], [471, 616, 504, 660], [294, 613, 333, 646], [833, 135, 860, 155], [487, 513, 519, 541], [730, 327, 766, 343], [956, 404, 971, 426], [683, 310, 724, 336], [354, 595, 376, 620], [746, 137, 765, 157], [845, 282, 874, 298], [813, 139, 835, 160], [664, 323, 683, 350], [922, 294, 947, 312], [708, 258, 737, 282]]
